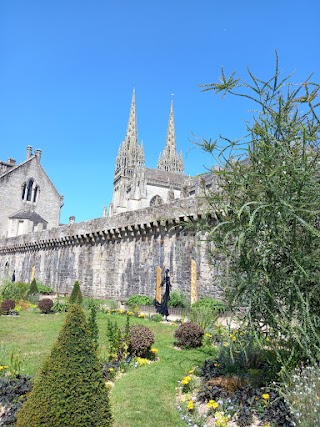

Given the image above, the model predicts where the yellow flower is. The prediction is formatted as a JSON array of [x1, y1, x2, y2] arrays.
[[262, 393, 270, 400], [118, 309, 124, 314], [205, 333, 212, 338], [215, 411, 229, 427], [187, 400, 194, 411], [109, 367, 114, 372], [266, 336, 270, 342], [188, 368, 195, 374], [151, 348, 158, 354], [230, 334, 237, 342], [138, 313, 145, 318], [181, 375, 191, 385], [206, 399, 219, 409], [262, 424, 271, 427], [0, 365, 8, 371], [136, 357, 149, 366], [214, 362, 220, 367]]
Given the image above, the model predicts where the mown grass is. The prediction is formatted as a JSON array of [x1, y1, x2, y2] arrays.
[[0, 310, 217, 427]]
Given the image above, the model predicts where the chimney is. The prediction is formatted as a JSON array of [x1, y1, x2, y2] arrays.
[[7, 158, 16, 166], [26, 145, 32, 160], [69, 216, 75, 225], [35, 149, 42, 161]]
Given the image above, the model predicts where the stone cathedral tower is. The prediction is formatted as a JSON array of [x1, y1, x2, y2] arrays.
[[157, 101, 184, 174], [108, 90, 186, 216]]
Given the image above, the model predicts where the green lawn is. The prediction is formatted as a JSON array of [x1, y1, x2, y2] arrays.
[[0, 310, 216, 427]]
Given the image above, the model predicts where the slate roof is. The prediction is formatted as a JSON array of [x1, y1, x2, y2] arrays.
[[9, 209, 48, 225]]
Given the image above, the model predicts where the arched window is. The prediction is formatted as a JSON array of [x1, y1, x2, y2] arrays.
[[26, 179, 34, 201], [21, 183, 26, 200], [150, 195, 163, 207], [33, 186, 38, 203]]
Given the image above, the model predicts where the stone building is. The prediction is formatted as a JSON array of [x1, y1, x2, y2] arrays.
[[0, 147, 64, 239], [108, 90, 187, 216], [0, 92, 219, 300]]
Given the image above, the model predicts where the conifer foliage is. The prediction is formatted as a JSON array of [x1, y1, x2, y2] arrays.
[[16, 304, 112, 427], [69, 280, 83, 304], [28, 278, 38, 295]]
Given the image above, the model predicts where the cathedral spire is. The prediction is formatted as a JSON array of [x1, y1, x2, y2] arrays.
[[125, 88, 138, 147], [114, 89, 145, 179], [157, 100, 184, 174]]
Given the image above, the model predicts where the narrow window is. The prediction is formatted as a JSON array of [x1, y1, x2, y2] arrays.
[[22, 183, 26, 200], [26, 179, 34, 201], [33, 186, 38, 203]]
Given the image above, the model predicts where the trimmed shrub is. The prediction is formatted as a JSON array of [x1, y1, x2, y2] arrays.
[[168, 291, 189, 308], [127, 294, 153, 308], [16, 304, 112, 427], [28, 279, 38, 296], [128, 325, 155, 357], [38, 298, 53, 314], [69, 280, 83, 305], [174, 322, 204, 348], [1, 299, 16, 315]]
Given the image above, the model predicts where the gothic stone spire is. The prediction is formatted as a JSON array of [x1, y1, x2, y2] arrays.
[[157, 100, 184, 174], [114, 89, 145, 180]]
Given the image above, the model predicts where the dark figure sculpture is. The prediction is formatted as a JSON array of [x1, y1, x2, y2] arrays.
[[11, 270, 15, 282], [155, 269, 172, 319]]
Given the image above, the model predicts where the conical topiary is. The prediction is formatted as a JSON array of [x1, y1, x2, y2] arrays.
[[16, 304, 112, 427], [69, 280, 83, 304], [28, 278, 38, 295]]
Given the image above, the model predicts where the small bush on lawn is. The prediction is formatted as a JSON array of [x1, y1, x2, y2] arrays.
[[151, 313, 163, 322], [128, 325, 155, 357], [107, 316, 130, 362], [192, 297, 225, 313], [174, 322, 204, 348], [0, 375, 33, 427], [1, 299, 16, 315], [27, 279, 38, 296], [69, 280, 83, 305], [189, 306, 219, 331], [16, 304, 112, 427], [38, 298, 53, 314], [52, 298, 69, 313], [0, 281, 29, 301], [37, 283, 53, 295], [168, 291, 189, 309], [127, 294, 153, 309]]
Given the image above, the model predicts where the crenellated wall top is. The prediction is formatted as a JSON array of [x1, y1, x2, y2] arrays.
[[0, 197, 208, 253]]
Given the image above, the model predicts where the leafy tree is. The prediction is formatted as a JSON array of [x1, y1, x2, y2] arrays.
[[69, 280, 83, 305], [199, 55, 320, 370], [16, 304, 112, 427]]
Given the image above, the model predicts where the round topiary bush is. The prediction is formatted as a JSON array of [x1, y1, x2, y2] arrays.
[[128, 325, 155, 357], [174, 322, 204, 348], [38, 298, 53, 314], [16, 304, 112, 427], [1, 299, 16, 315]]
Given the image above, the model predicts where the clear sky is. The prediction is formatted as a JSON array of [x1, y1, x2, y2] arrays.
[[1, 1, 319, 224]]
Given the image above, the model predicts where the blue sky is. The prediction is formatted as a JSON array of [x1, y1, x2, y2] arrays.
[[1, 1, 319, 224]]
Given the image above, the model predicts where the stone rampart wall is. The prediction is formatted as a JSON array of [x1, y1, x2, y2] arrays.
[[0, 198, 221, 300]]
